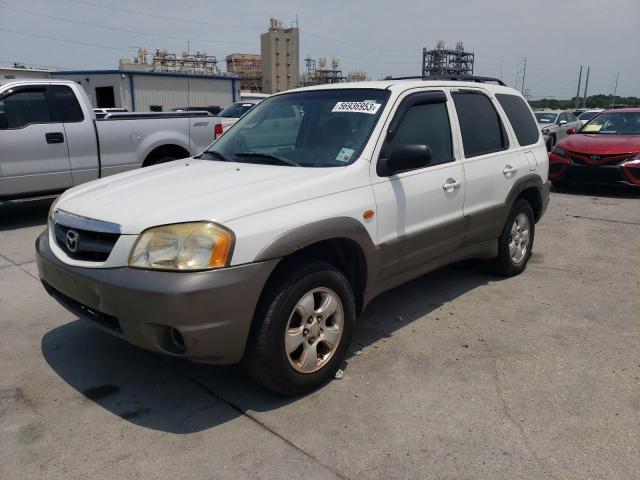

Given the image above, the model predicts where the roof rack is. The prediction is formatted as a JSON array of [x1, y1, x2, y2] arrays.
[[390, 75, 506, 86]]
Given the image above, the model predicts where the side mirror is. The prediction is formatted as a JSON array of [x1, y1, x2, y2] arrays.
[[566, 127, 577, 135], [379, 144, 432, 176], [0, 112, 8, 130], [558, 120, 568, 126]]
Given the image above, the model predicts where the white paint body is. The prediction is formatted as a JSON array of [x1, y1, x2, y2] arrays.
[[48, 80, 548, 269]]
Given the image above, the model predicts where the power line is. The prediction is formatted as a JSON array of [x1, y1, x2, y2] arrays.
[[66, 0, 262, 31], [65, 0, 418, 56], [0, 4, 257, 47], [0, 27, 133, 52]]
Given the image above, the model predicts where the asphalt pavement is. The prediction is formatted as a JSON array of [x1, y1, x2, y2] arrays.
[[1, 186, 639, 479]]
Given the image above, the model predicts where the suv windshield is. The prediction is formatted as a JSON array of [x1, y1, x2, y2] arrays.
[[218, 102, 255, 118], [534, 112, 557, 124], [203, 89, 390, 167], [581, 111, 640, 134]]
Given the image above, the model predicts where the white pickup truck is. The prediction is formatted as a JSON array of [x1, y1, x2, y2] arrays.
[[0, 79, 220, 199]]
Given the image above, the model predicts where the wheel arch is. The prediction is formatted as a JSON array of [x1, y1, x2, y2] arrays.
[[142, 144, 191, 166], [506, 174, 545, 222], [254, 217, 377, 314]]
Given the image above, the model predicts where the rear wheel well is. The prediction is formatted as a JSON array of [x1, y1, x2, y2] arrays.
[[143, 145, 190, 166], [265, 239, 368, 314], [517, 187, 542, 221]]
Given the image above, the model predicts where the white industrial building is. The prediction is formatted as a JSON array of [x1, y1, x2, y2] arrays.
[[0, 67, 52, 80], [48, 70, 240, 112]]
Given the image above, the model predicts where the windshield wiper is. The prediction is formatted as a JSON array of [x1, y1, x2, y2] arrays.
[[234, 152, 300, 167], [199, 149, 234, 162]]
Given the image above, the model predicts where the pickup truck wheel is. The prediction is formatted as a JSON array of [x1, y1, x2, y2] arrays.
[[488, 199, 535, 276], [243, 261, 355, 396]]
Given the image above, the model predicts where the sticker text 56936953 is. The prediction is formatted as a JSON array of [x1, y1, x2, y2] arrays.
[[332, 101, 381, 115]]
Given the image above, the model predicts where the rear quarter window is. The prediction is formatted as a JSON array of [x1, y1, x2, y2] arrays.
[[496, 93, 540, 147], [452, 91, 508, 158]]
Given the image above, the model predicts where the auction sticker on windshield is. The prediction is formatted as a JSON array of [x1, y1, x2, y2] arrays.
[[332, 101, 381, 115], [336, 147, 355, 162]]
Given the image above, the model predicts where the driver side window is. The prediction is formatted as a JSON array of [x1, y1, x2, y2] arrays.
[[0, 89, 50, 129], [386, 102, 454, 167]]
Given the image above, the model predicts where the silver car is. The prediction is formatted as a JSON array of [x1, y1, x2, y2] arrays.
[[534, 110, 581, 151]]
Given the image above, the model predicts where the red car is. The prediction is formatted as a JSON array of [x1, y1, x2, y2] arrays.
[[548, 108, 640, 187]]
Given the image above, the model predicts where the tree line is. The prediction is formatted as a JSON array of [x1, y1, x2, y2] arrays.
[[529, 94, 639, 110]]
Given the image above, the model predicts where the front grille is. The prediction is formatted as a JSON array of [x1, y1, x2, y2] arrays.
[[43, 281, 123, 334], [568, 151, 629, 166], [54, 223, 119, 262]]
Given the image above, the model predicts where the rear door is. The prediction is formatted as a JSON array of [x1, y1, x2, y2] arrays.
[[370, 89, 466, 287], [0, 85, 72, 197], [450, 89, 527, 243]]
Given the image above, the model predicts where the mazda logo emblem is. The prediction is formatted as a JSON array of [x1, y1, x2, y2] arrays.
[[589, 155, 600, 162], [65, 229, 79, 253]]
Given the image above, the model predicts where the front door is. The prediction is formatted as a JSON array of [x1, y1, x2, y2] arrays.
[[0, 86, 72, 197], [370, 89, 466, 288]]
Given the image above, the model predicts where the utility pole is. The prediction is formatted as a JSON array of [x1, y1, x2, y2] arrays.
[[521, 57, 527, 95], [515, 61, 520, 90], [575, 66, 582, 109], [582, 66, 590, 108], [610, 72, 619, 108]]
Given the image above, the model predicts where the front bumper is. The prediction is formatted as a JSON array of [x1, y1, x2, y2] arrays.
[[36, 231, 279, 364], [548, 152, 640, 187]]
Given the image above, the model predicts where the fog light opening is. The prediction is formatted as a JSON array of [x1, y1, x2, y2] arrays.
[[169, 327, 186, 354]]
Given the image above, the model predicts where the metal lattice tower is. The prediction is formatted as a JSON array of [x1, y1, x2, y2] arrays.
[[422, 41, 474, 78]]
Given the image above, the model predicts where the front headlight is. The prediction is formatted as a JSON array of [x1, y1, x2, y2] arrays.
[[551, 147, 568, 158], [129, 222, 233, 271]]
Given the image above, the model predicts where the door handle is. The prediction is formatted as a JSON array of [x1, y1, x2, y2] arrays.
[[502, 165, 517, 176], [442, 178, 461, 191], [45, 132, 64, 144]]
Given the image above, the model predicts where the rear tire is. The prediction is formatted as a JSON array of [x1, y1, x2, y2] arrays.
[[487, 199, 535, 276], [243, 261, 355, 396]]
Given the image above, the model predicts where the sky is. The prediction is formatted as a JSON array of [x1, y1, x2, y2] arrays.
[[1, 0, 639, 99]]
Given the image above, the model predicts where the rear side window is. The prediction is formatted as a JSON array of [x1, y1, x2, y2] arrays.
[[496, 93, 540, 146], [387, 102, 453, 166], [0, 89, 50, 129], [48, 85, 84, 123], [452, 92, 508, 158]]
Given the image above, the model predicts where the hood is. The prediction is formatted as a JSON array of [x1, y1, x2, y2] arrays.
[[56, 159, 367, 234], [557, 134, 640, 155]]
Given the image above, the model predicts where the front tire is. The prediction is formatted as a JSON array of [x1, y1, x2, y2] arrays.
[[546, 134, 556, 151], [243, 261, 355, 396], [488, 199, 535, 276]]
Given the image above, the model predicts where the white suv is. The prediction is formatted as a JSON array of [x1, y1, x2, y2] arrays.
[[36, 77, 550, 395]]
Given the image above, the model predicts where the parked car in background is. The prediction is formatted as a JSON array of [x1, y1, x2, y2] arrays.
[[240, 92, 270, 101], [577, 109, 604, 126], [36, 77, 549, 395], [216, 99, 263, 133], [0, 80, 219, 199], [548, 108, 640, 187], [573, 108, 589, 117], [534, 110, 581, 151], [171, 106, 222, 115]]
